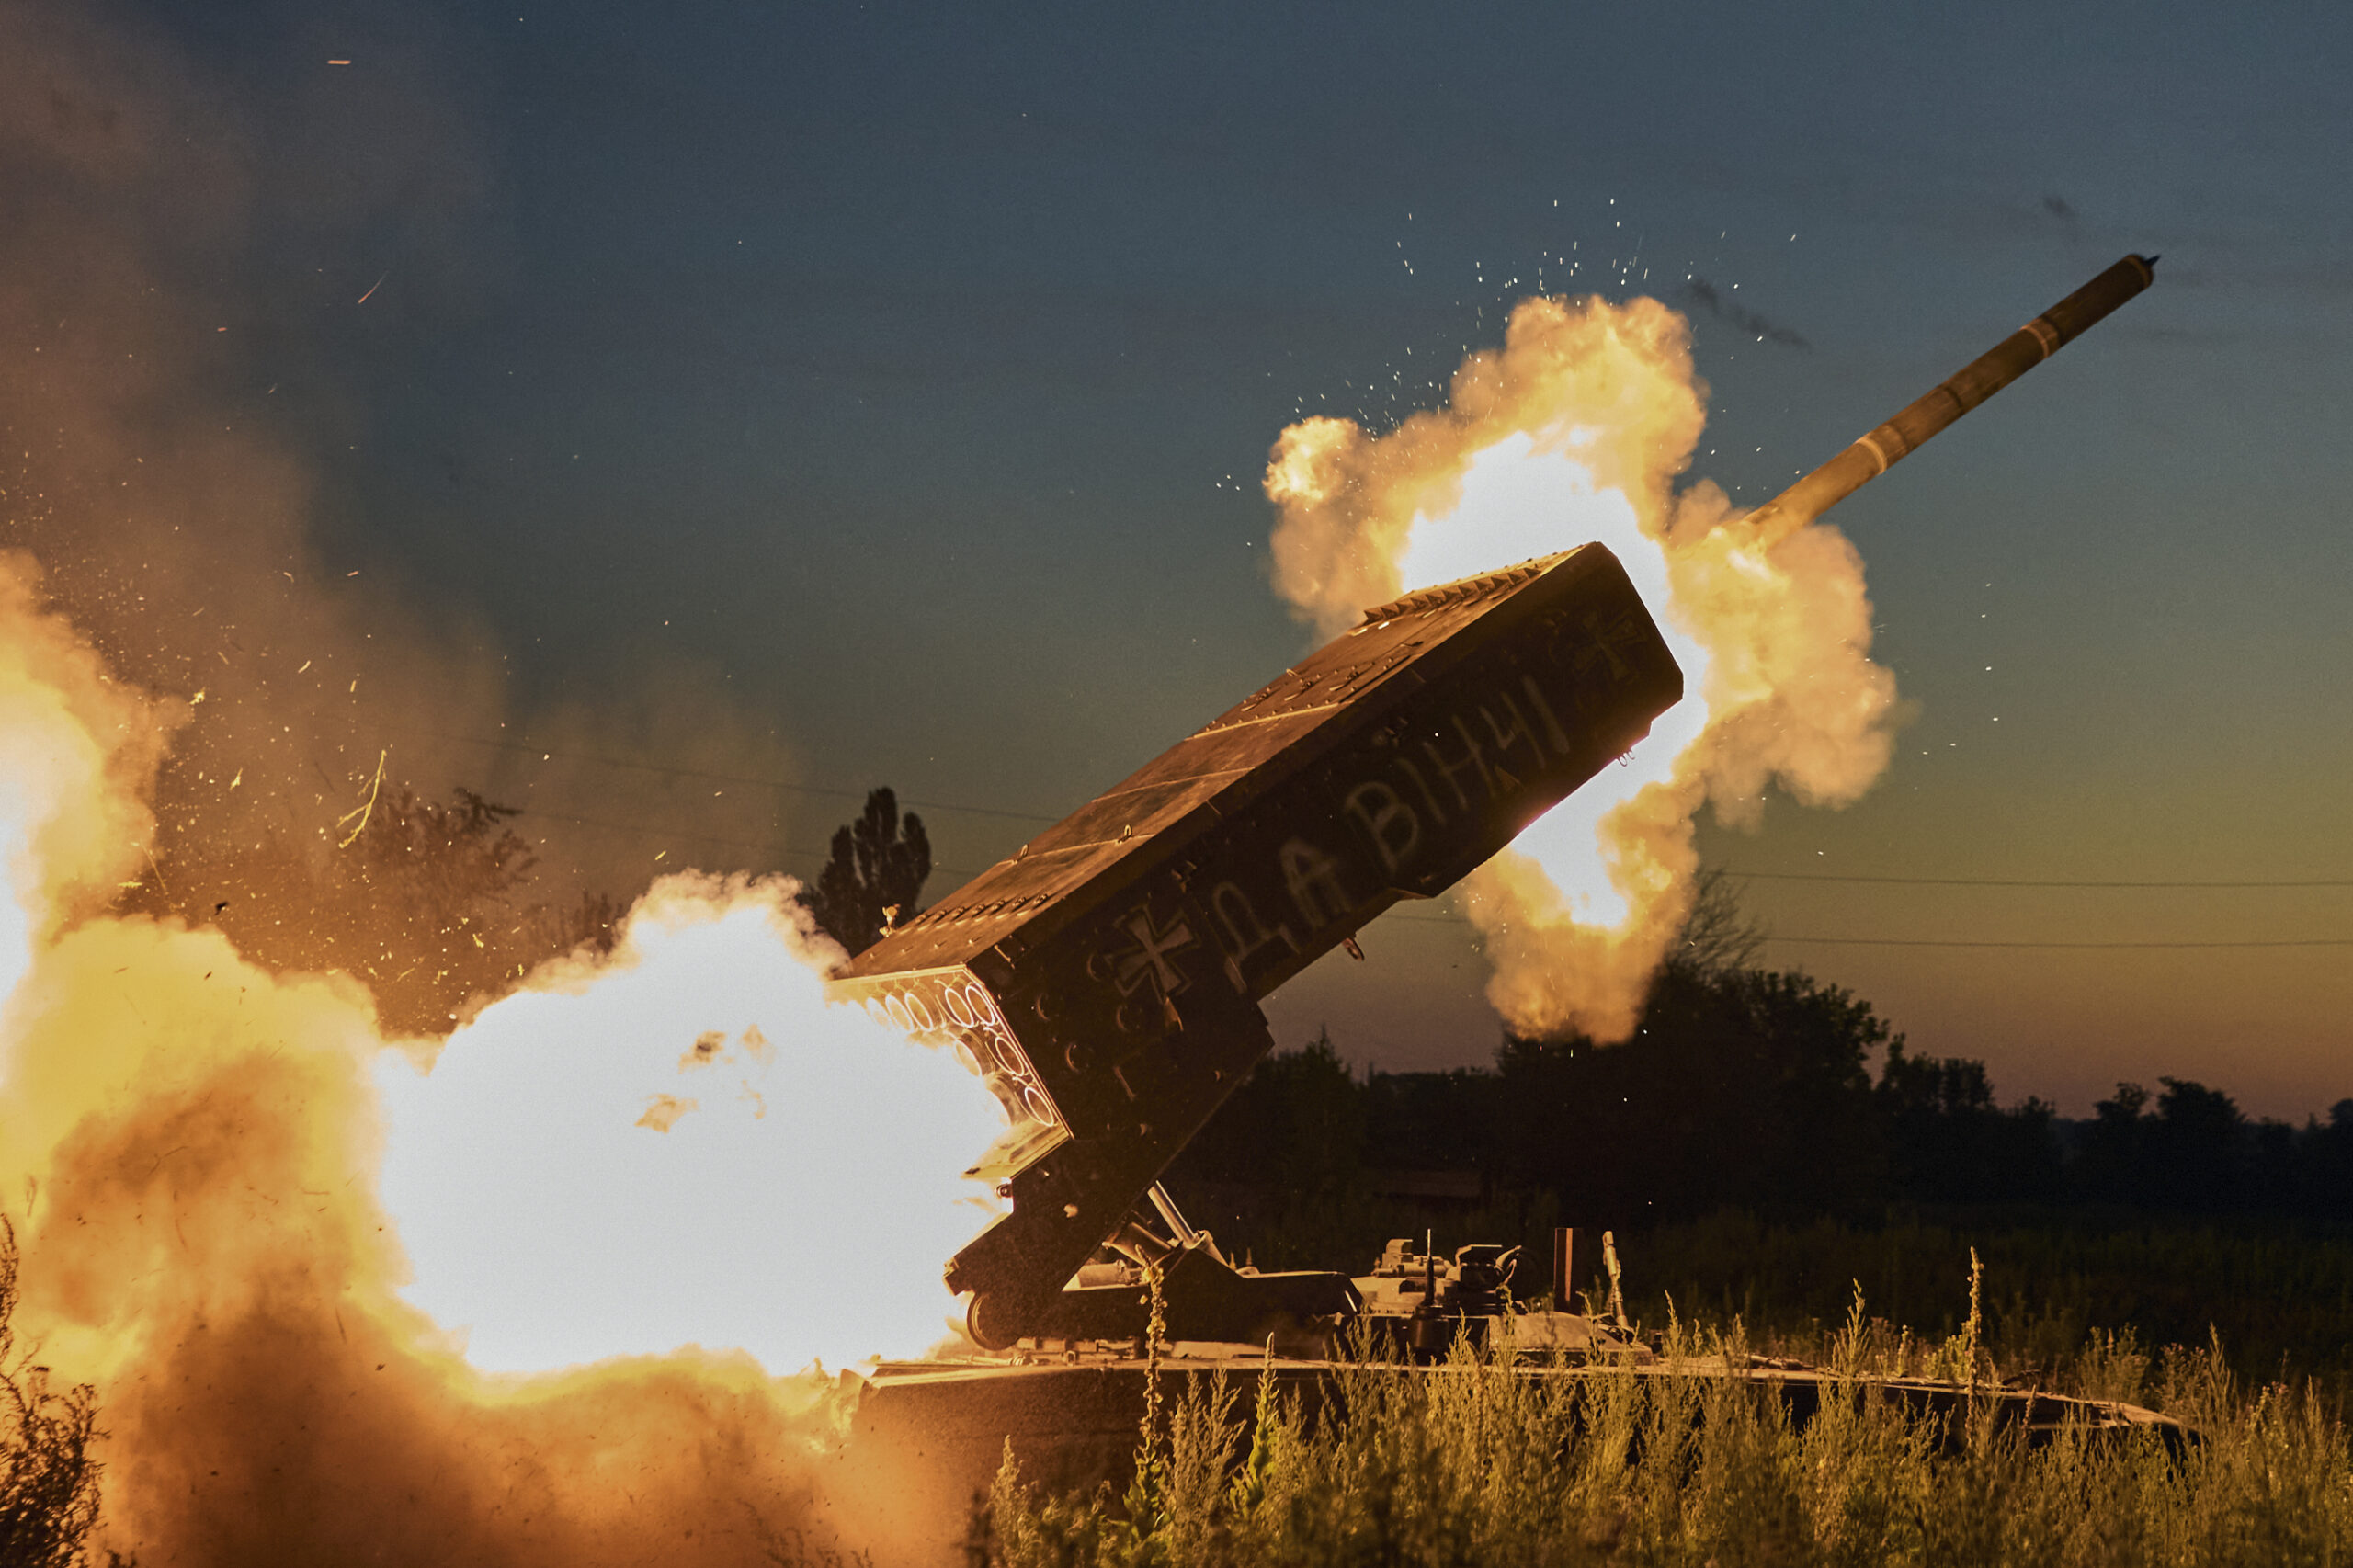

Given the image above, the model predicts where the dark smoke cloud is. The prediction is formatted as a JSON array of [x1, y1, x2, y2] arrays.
[[0, 0, 507, 835], [0, 5, 888, 1562], [0, 0, 811, 987], [1675, 275, 1811, 350]]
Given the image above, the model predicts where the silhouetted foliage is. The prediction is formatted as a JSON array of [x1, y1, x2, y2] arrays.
[[1497, 963, 1894, 1223], [1657, 865, 1768, 981], [1174, 1028, 1365, 1200], [2069, 1076, 2299, 1213], [123, 780, 623, 1037], [1174, 872, 2353, 1275], [0, 1220, 107, 1568], [804, 788, 931, 957], [1878, 1040, 2062, 1204], [2304, 1101, 2353, 1213], [1189, 1017, 2353, 1249], [1363, 1065, 1496, 1173]]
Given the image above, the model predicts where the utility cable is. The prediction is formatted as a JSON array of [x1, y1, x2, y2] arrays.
[[1726, 870, 2353, 890], [411, 729, 1064, 824], [415, 730, 2348, 891], [1763, 936, 2353, 949], [515, 808, 995, 881], [513, 814, 2351, 949], [426, 730, 2350, 943]]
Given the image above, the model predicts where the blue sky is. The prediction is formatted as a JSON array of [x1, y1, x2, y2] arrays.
[[7, 0, 2347, 1113]]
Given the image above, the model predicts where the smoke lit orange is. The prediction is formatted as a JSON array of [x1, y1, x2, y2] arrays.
[[0, 552, 1001, 1562], [1267, 293, 1904, 1040]]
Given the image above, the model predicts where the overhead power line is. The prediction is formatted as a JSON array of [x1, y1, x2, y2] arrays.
[[407, 728, 2352, 947], [1764, 936, 2353, 949], [407, 728, 2348, 885], [517, 808, 995, 881], [520, 809, 823, 864], [415, 729, 1063, 824], [512, 815, 2350, 949], [1728, 869, 2353, 890]]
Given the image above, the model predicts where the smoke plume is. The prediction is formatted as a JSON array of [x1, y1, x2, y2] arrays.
[[1265, 292, 1905, 1040], [1, 548, 1004, 1562], [0, 6, 1001, 1562], [1, 0, 812, 1035]]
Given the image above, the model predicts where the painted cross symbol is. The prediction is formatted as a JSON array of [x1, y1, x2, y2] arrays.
[[1114, 905, 1197, 997], [1579, 610, 1642, 679]]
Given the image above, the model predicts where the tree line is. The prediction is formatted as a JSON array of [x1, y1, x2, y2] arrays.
[[1168, 881, 2353, 1247]]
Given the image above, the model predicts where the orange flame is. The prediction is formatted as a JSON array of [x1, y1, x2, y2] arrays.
[[1266, 295, 1904, 1040], [0, 551, 1000, 1562]]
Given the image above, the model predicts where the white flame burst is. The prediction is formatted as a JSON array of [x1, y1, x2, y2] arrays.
[[1397, 433, 1712, 926], [376, 874, 1007, 1374]]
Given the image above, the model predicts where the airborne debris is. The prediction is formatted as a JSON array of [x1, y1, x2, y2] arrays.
[[634, 1095, 698, 1133], [335, 750, 388, 848]]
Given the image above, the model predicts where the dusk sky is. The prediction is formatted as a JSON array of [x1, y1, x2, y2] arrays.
[[6, 0, 2347, 1116]]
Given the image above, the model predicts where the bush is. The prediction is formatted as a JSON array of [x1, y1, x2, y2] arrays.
[[0, 1219, 108, 1568]]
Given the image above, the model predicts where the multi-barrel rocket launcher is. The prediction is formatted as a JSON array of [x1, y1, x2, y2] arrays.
[[828, 255, 2156, 1357]]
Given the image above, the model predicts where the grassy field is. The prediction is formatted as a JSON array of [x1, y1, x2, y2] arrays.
[[972, 1310, 2353, 1567], [968, 1206, 2353, 1566]]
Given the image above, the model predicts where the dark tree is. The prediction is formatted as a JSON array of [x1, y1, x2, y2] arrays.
[[1659, 866, 1768, 981], [2302, 1100, 2353, 1216], [0, 1221, 105, 1568], [805, 787, 932, 956], [1878, 1040, 2062, 1204], [1495, 963, 1893, 1228], [1174, 1028, 1367, 1197], [1365, 1066, 1502, 1175], [2145, 1077, 2251, 1210], [2071, 1077, 2272, 1212], [122, 778, 621, 1037]]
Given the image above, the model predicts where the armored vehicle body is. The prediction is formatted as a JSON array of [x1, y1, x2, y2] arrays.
[[832, 256, 2166, 1551]]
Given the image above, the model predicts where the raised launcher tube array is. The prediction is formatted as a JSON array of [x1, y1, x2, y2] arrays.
[[832, 544, 1684, 1347], [827, 254, 2154, 1355]]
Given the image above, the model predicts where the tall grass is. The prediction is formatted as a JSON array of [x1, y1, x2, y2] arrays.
[[972, 1312, 2353, 1567], [1632, 1210, 2353, 1403]]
